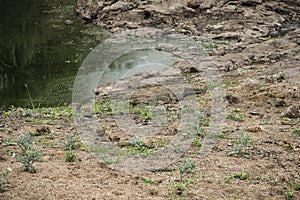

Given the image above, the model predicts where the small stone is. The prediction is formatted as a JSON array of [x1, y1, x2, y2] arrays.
[[55, 151, 65, 156], [249, 111, 262, 116], [64, 19, 73, 25], [225, 94, 239, 104], [274, 98, 286, 107], [246, 126, 263, 132], [40, 156, 51, 162], [285, 105, 300, 118], [187, 0, 201, 9]]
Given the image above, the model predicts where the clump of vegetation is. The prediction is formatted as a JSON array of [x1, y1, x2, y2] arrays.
[[65, 150, 77, 162], [15, 133, 33, 152], [0, 168, 11, 192], [228, 132, 252, 157], [62, 134, 82, 151], [294, 183, 300, 191], [192, 137, 203, 147], [16, 149, 41, 173], [284, 190, 294, 200], [227, 113, 244, 122], [292, 129, 300, 135], [15, 134, 41, 173], [132, 105, 152, 120], [178, 158, 196, 183], [142, 178, 154, 185], [172, 183, 185, 196], [117, 136, 154, 156], [224, 172, 250, 183], [91, 98, 113, 115]]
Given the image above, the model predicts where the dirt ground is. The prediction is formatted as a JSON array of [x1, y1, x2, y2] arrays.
[[1, 0, 300, 199]]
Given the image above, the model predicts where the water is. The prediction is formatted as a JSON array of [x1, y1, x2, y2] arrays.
[[0, 0, 108, 109]]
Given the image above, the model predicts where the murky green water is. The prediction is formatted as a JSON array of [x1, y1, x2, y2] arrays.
[[0, 0, 108, 109]]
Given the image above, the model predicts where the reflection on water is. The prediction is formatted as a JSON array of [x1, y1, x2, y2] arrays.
[[0, 0, 108, 108]]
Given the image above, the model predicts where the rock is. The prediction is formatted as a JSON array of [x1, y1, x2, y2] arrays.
[[64, 19, 73, 25], [246, 126, 263, 132], [285, 105, 300, 118], [249, 111, 263, 116], [200, 0, 217, 9], [36, 126, 50, 134], [187, 0, 201, 9], [273, 98, 286, 107], [225, 94, 239, 104], [241, 0, 262, 6], [40, 156, 51, 162]]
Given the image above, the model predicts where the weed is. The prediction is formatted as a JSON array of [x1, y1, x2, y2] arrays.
[[178, 158, 196, 183], [91, 98, 113, 115], [227, 113, 244, 122], [24, 83, 35, 109], [292, 129, 300, 135], [294, 183, 300, 191], [224, 173, 249, 183], [181, 111, 208, 136], [232, 172, 250, 180], [0, 168, 11, 192], [16, 148, 41, 173], [15, 134, 33, 152], [172, 183, 185, 196], [63, 134, 82, 151], [15, 134, 41, 173], [65, 150, 76, 162], [252, 176, 267, 183], [124, 136, 154, 155], [132, 105, 152, 120], [228, 132, 252, 157], [142, 178, 154, 184], [192, 138, 203, 147], [284, 191, 294, 200]]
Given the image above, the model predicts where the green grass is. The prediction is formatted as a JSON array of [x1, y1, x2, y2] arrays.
[[192, 137, 203, 147], [224, 172, 250, 183], [178, 158, 196, 183], [142, 178, 154, 184], [0, 168, 11, 192], [227, 113, 244, 122], [91, 98, 113, 115], [292, 129, 300, 135], [65, 150, 76, 162], [228, 132, 252, 157]]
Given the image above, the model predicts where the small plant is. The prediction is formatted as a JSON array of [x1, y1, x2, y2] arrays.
[[227, 113, 244, 122], [294, 183, 300, 191], [16, 148, 41, 173], [224, 172, 250, 183], [232, 172, 250, 180], [142, 178, 154, 184], [63, 134, 82, 151], [284, 191, 294, 200], [192, 137, 203, 147], [172, 183, 185, 196], [0, 168, 11, 192], [117, 136, 153, 156], [91, 98, 113, 115], [15, 134, 41, 173], [132, 105, 152, 120], [228, 132, 252, 156], [129, 136, 146, 149], [65, 150, 76, 162], [15, 133, 33, 152], [292, 129, 300, 135], [178, 158, 196, 183]]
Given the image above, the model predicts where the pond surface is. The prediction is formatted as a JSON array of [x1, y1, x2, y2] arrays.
[[0, 0, 108, 109]]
